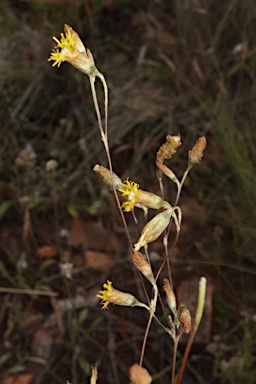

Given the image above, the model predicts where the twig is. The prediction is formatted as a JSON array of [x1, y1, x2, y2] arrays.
[[0, 287, 58, 297]]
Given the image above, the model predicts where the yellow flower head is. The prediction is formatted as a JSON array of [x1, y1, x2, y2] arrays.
[[118, 178, 139, 212], [97, 280, 138, 310], [48, 24, 96, 76], [48, 29, 76, 68], [97, 280, 113, 310]]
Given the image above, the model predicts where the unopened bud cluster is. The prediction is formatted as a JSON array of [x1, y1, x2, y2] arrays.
[[163, 279, 192, 338]]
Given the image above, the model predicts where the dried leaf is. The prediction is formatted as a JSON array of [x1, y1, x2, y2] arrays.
[[84, 250, 114, 271], [1, 373, 34, 384], [37, 245, 58, 259]]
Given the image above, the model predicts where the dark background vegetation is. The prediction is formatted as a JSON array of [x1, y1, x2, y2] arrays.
[[0, 0, 256, 383]]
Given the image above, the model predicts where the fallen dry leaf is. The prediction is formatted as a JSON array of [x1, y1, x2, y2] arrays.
[[68, 218, 87, 247], [84, 250, 114, 271], [68, 218, 122, 252], [20, 310, 43, 331], [37, 245, 58, 258], [0, 227, 23, 264], [31, 328, 52, 360], [1, 373, 34, 384]]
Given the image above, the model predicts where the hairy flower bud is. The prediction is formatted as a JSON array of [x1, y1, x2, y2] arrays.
[[188, 136, 207, 165], [163, 278, 177, 314], [134, 209, 172, 250], [129, 363, 152, 384], [178, 305, 192, 333], [90, 366, 98, 384], [157, 135, 182, 165], [93, 164, 122, 190], [135, 190, 171, 210], [132, 251, 154, 284]]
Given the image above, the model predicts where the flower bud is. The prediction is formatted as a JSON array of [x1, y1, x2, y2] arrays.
[[156, 164, 179, 184], [188, 136, 207, 165], [163, 278, 177, 314], [93, 164, 122, 190], [90, 366, 98, 384], [129, 363, 152, 384], [195, 276, 207, 324], [132, 251, 154, 284], [135, 190, 171, 210], [134, 209, 172, 251], [178, 305, 192, 333], [157, 135, 182, 165]]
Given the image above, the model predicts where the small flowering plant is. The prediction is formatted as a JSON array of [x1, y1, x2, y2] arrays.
[[97, 280, 149, 310], [48, 24, 97, 76], [118, 179, 139, 212], [49, 25, 207, 384]]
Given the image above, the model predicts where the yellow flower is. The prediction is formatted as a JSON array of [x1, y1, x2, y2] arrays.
[[118, 178, 170, 212], [118, 179, 139, 212], [97, 280, 113, 309], [53, 31, 76, 52], [97, 280, 138, 310], [48, 50, 66, 68], [48, 30, 76, 68], [48, 24, 97, 76]]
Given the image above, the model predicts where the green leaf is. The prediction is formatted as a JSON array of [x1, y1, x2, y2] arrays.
[[7, 364, 25, 375], [0, 260, 14, 284], [78, 356, 90, 375], [77, 308, 88, 327], [0, 200, 13, 218], [0, 353, 11, 366], [67, 204, 79, 218], [37, 259, 55, 275]]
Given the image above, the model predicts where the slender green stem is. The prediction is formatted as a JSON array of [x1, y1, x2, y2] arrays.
[[139, 282, 158, 366], [90, 73, 134, 249], [136, 302, 150, 311], [89, 76, 104, 139], [175, 164, 193, 206], [151, 283, 158, 314], [97, 72, 108, 137]]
